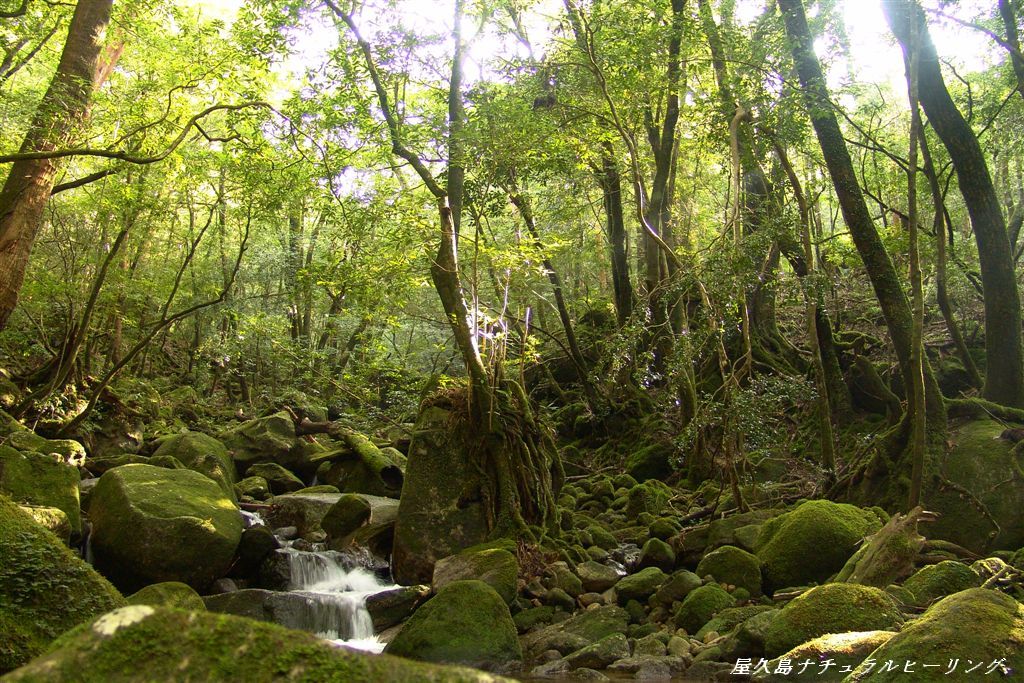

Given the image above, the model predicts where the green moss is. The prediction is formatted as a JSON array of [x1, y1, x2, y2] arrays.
[[616, 566, 667, 604], [234, 475, 270, 500], [926, 419, 1024, 552], [674, 584, 736, 634], [639, 537, 675, 571], [625, 481, 672, 519], [385, 580, 522, 669], [127, 582, 206, 611], [696, 545, 763, 596], [760, 631, 895, 680], [763, 583, 903, 657], [624, 444, 673, 482], [846, 588, 1024, 682], [434, 548, 519, 605], [0, 445, 81, 538], [756, 500, 882, 592], [0, 494, 124, 673], [153, 431, 236, 500], [3, 606, 510, 682], [695, 604, 775, 640], [89, 464, 242, 592], [245, 462, 304, 494], [901, 560, 980, 607]]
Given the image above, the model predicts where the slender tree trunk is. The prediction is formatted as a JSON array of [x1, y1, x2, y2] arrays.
[[0, 0, 115, 331], [597, 142, 633, 325], [919, 130, 983, 389], [886, 0, 1024, 407], [903, 24, 927, 509], [999, 0, 1024, 100], [509, 189, 600, 411], [778, 0, 945, 432]]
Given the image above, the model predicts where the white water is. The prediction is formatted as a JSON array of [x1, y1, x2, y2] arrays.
[[240, 509, 265, 528], [282, 547, 395, 654]]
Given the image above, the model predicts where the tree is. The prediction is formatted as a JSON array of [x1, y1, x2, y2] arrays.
[[777, 0, 945, 502], [885, 0, 1024, 408], [0, 0, 116, 331]]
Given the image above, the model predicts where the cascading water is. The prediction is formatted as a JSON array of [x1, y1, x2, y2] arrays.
[[281, 547, 395, 653]]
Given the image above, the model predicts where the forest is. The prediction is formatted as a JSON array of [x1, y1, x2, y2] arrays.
[[1, 0, 1024, 680]]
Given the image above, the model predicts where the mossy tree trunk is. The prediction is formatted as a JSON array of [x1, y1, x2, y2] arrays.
[[885, 0, 1024, 408], [779, 0, 946, 500]]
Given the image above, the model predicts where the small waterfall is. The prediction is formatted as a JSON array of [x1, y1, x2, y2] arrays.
[[240, 509, 265, 528], [282, 547, 394, 653]]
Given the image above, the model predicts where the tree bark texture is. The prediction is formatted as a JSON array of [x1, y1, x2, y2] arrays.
[[0, 0, 115, 331]]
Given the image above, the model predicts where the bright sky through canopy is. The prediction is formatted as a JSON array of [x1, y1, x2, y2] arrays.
[[184, 0, 1002, 98]]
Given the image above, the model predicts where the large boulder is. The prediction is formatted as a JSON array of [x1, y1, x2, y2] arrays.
[[763, 583, 903, 657], [152, 431, 236, 500], [847, 588, 1024, 681], [624, 444, 673, 482], [926, 419, 1024, 552], [615, 566, 667, 604], [901, 560, 980, 607], [2, 605, 513, 682], [674, 584, 736, 634], [220, 411, 301, 471], [0, 444, 81, 539], [0, 494, 124, 673], [392, 404, 490, 584], [433, 547, 518, 605], [385, 580, 522, 669], [88, 464, 242, 592], [696, 544, 763, 596], [755, 500, 883, 592]]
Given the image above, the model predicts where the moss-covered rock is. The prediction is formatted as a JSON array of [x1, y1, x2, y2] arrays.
[[639, 537, 675, 571], [385, 580, 522, 669], [763, 583, 903, 657], [576, 560, 621, 593], [522, 605, 630, 658], [564, 633, 631, 670], [245, 462, 304, 495], [433, 547, 518, 605], [126, 582, 205, 611], [901, 560, 980, 607], [846, 588, 1024, 681], [392, 405, 489, 584], [545, 562, 584, 598], [0, 494, 124, 673], [696, 545, 763, 596], [0, 410, 86, 464], [674, 584, 736, 634], [616, 566, 667, 604], [757, 631, 895, 681], [234, 475, 270, 500], [19, 504, 72, 543], [89, 464, 242, 592], [220, 411, 300, 471], [654, 569, 703, 605], [756, 500, 883, 593], [625, 481, 672, 519], [925, 419, 1024, 552], [152, 431, 236, 500], [3, 605, 512, 682], [624, 444, 673, 482], [0, 445, 81, 538], [696, 604, 775, 641]]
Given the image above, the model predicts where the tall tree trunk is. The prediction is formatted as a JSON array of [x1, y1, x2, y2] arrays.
[[0, 0, 115, 331], [778, 0, 945, 433], [885, 0, 1024, 407], [597, 142, 633, 325], [998, 0, 1024, 100]]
